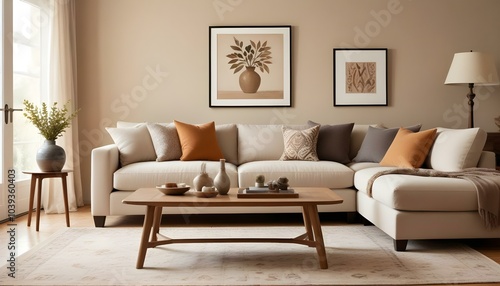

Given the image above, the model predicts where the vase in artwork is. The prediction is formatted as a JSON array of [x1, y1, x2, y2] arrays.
[[36, 140, 66, 172], [214, 159, 230, 195], [239, 67, 261, 93], [193, 162, 214, 192]]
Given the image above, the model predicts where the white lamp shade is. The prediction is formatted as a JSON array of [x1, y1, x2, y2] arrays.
[[445, 52, 500, 86]]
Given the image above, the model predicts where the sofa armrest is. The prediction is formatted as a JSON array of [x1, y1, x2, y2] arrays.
[[91, 144, 120, 216], [477, 151, 496, 169]]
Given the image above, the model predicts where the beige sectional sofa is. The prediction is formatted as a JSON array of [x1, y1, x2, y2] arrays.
[[91, 121, 500, 251]]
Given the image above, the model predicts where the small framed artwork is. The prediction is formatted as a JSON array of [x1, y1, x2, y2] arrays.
[[209, 26, 292, 107], [333, 48, 388, 106]]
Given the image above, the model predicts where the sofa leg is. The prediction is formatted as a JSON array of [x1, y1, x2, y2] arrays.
[[346, 212, 358, 224], [394, 239, 408, 251], [93, 216, 106, 227], [362, 217, 373, 226]]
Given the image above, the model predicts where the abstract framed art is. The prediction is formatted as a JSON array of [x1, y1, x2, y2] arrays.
[[209, 26, 292, 107], [333, 48, 388, 106]]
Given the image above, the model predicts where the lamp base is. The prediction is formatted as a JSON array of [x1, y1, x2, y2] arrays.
[[467, 83, 475, 128]]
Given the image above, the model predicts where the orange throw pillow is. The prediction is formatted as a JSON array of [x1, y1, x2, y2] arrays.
[[174, 120, 224, 161], [380, 128, 437, 168]]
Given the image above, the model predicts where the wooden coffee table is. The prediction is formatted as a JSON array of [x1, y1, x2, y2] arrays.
[[122, 187, 343, 269]]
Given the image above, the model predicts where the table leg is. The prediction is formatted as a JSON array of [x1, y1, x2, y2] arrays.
[[61, 174, 70, 227], [151, 206, 163, 242], [306, 204, 328, 269], [36, 177, 43, 232], [27, 175, 36, 227], [302, 206, 314, 242], [136, 205, 155, 269]]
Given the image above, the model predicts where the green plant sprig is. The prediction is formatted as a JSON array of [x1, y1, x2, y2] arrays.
[[226, 37, 272, 74], [23, 100, 80, 141]]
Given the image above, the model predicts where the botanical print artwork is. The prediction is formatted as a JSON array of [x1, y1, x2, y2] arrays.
[[226, 37, 273, 74], [346, 62, 376, 93], [225, 37, 273, 94], [210, 26, 291, 107]]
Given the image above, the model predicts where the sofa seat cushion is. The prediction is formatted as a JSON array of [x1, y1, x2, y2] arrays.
[[238, 160, 354, 189], [113, 161, 238, 191], [354, 167, 478, 211], [348, 162, 381, 172]]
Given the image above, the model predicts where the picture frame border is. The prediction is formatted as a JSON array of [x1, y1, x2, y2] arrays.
[[209, 25, 292, 107], [333, 48, 388, 106]]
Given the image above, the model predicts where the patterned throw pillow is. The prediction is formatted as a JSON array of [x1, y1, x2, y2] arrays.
[[146, 123, 182, 162], [280, 125, 320, 161]]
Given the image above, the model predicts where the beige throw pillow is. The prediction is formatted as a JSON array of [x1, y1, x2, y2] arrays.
[[280, 125, 320, 161]]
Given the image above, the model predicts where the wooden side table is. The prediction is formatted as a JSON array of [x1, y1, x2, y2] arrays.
[[23, 170, 72, 231]]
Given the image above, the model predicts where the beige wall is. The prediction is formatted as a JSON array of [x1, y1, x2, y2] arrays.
[[75, 0, 500, 203]]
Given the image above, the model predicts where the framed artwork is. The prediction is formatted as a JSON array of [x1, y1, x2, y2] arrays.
[[333, 48, 388, 106], [209, 26, 292, 107]]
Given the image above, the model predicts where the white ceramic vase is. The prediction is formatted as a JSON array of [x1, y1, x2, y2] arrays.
[[214, 159, 230, 195], [193, 162, 213, 192]]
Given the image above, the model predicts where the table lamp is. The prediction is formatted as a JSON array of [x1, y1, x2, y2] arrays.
[[445, 51, 499, 128]]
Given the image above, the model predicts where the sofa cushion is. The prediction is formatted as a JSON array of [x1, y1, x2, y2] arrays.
[[146, 123, 182, 161], [105, 125, 156, 166], [215, 124, 238, 165], [113, 160, 238, 191], [349, 124, 374, 159], [426, 127, 487, 171], [308, 121, 354, 163], [380, 128, 437, 168], [354, 167, 479, 211], [237, 124, 306, 164], [280, 125, 320, 161], [174, 120, 224, 161], [353, 124, 421, 163], [238, 160, 354, 189]]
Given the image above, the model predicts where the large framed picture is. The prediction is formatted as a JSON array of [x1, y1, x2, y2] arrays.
[[209, 26, 292, 107], [333, 48, 388, 106]]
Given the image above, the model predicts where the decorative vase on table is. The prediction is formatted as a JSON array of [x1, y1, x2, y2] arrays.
[[214, 159, 230, 195], [239, 67, 261, 93], [36, 140, 66, 172], [193, 162, 214, 192]]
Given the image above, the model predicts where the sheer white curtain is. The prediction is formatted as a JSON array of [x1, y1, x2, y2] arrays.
[[42, 0, 83, 213]]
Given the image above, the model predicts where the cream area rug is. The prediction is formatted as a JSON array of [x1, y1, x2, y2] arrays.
[[2, 226, 500, 286]]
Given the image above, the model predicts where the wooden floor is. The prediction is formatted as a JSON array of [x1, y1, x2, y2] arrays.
[[1, 205, 500, 286]]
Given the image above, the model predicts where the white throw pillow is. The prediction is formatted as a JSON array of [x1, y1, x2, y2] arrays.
[[106, 125, 156, 166], [426, 127, 487, 171]]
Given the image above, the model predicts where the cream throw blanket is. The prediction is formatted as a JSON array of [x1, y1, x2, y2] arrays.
[[367, 168, 500, 229]]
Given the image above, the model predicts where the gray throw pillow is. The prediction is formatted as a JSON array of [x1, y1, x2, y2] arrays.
[[308, 121, 354, 164], [353, 124, 422, 163]]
